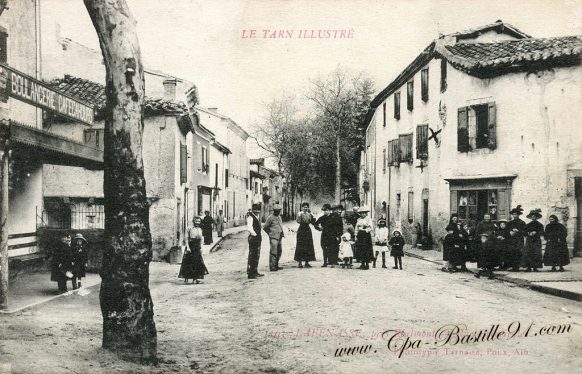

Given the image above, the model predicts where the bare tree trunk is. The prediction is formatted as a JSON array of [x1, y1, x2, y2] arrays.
[[335, 134, 341, 205], [84, 0, 156, 363]]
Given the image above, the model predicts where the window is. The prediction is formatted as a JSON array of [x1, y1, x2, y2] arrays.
[[421, 68, 429, 102], [225, 169, 229, 187], [387, 139, 400, 166], [451, 189, 509, 222], [201, 145, 208, 172], [382, 147, 386, 174], [382, 102, 386, 127], [215, 163, 219, 187], [255, 181, 258, 194], [408, 191, 414, 223], [0, 29, 7, 64], [394, 92, 400, 120], [84, 129, 104, 150], [179, 143, 187, 184], [457, 103, 496, 152], [399, 133, 413, 163], [416, 124, 429, 160], [406, 80, 414, 111], [440, 59, 447, 92]]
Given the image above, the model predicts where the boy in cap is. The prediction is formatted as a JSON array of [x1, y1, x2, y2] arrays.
[[475, 233, 496, 279]]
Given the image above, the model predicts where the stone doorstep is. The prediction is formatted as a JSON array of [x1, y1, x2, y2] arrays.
[[404, 249, 582, 302]]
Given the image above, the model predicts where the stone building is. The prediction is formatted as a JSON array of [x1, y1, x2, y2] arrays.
[[196, 107, 250, 227], [44, 75, 196, 260], [362, 21, 582, 255]]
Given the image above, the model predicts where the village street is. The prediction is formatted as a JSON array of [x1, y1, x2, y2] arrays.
[[0, 225, 581, 374]]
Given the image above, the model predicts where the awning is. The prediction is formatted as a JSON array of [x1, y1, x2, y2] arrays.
[[444, 174, 517, 182], [445, 175, 517, 190], [7, 121, 103, 169]]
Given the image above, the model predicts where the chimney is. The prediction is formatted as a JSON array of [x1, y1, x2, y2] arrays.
[[163, 78, 177, 100]]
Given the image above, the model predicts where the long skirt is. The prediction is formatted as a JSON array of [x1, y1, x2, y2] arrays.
[[523, 237, 543, 269], [179, 239, 209, 280], [294, 223, 316, 262], [505, 237, 524, 268], [543, 240, 570, 267], [356, 231, 374, 262]]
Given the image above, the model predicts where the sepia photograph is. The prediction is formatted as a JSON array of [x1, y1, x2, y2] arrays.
[[0, 0, 581, 373]]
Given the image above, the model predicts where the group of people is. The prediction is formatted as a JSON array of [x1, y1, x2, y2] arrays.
[[50, 233, 88, 293], [243, 202, 407, 280], [443, 205, 570, 279]]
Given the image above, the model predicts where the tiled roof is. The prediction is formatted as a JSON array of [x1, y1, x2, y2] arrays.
[[442, 36, 582, 76], [47, 75, 188, 119]]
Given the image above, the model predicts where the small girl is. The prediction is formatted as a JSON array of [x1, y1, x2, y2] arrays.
[[389, 230, 405, 270], [374, 218, 389, 268], [339, 232, 354, 269]]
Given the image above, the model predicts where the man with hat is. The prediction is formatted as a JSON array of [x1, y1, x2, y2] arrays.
[[247, 203, 264, 279], [263, 203, 284, 271], [506, 205, 526, 271], [315, 204, 343, 267]]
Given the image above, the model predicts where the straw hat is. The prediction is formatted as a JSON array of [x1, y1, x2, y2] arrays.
[[73, 233, 87, 243]]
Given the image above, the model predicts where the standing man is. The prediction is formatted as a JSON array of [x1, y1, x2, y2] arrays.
[[215, 209, 225, 238], [263, 204, 284, 271], [247, 204, 264, 279], [330, 204, 345, 265], [315, 204, 333, 267], [201, 210, 215, 245]]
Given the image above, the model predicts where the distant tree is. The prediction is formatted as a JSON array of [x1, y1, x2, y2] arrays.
[[306, 68, 374, 204], [84, 0, 157, 363]]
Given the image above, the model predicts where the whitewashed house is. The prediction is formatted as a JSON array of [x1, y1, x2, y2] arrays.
[[362, 21, 582, 255]]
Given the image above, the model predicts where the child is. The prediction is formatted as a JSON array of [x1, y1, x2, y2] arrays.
[[475, 233, 496, 279], [374, 218, 389, 268], [339, 232, 354, 268], [388, 230, 405, 270], [71, 233, 88, 289]]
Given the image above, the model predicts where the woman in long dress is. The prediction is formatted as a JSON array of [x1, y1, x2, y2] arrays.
[[179, 216, 209, 283], [294, 202, 316, 268], [523, 209, 544, 272], [355, 209, 374, 270], [543, 214, 570, 272]]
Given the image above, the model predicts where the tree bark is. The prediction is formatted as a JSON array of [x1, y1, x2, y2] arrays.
[[335, 134, 341, 205], [84, 0, 156, 362]]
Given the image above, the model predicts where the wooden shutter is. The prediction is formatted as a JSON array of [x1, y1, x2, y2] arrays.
[[440, 59, 447, 92], [407, 81, 414, 111], [421, 68, 429, 102], [488, 102, 497, 150], [0, 31, 7, 64], [497, 189, 510, 220], [468, 107, 476, 149], [383, 102, 386, 127], [393, 138, 401, 165], [457, 107, 470, 152], [450, 190, 458, 215], [383, 147, 386, 172], [180, 143, 187, 184], [394, 93, 400, 120], [416, 124, 428, 159]]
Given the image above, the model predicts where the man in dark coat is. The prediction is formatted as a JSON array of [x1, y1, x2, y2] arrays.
[[201, 210, 215, 245], [315, 204, 343, 267], [330, 204, 346, 264], [51, 233, 74, 293], [247, 204, 263, 279], [506, 205, 526, 271]]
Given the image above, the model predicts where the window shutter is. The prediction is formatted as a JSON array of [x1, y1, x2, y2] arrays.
[[497, 189, 509, 220], [457, 107, 470, 152], [0, 31, 7, 64], [416, 124, 428, 160], [383, 103, 386, 127], [383, 147, 386, 173], [225, 169, 229, 187], [421, 68, 429, 102], [393, 138, 401, 165], [468, 107, 476, 149], [407, 81, 414, 111], [440, 59, 447, 92], [394, 93, 400, 120], [488, 102, 497, 150], [180, 143, 187, 184], [450, 190, 458, 215]]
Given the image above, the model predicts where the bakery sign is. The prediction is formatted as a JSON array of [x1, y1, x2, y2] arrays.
[[0, 64, 94, 125]]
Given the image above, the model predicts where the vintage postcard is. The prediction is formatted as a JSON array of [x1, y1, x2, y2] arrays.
[[0, 0, 581, 373]]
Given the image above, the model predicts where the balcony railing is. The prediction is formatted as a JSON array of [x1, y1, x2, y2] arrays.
[[37, 205, 105, 230]]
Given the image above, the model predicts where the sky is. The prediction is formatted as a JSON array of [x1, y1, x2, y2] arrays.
[[42, 0, 582, 154]]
